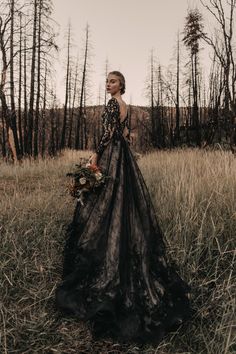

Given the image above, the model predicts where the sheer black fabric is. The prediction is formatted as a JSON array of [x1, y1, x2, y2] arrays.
[[55, 97, 195, 345]]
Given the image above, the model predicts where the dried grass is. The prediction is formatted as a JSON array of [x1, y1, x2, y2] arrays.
[[0, 147, 235, 353]]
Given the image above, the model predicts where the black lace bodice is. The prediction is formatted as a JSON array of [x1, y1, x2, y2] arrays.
[[95, 97, 130, 156]]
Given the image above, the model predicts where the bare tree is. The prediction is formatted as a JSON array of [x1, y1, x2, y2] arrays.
[[175, 31, 181, 143], [75, 22, 93, 150], [144, 48, 160, 148], [23, 16, 28, 156], [68, 55, 79, 148], [18, 9, 23, 155], [200, 0, 236, 152], [60, 21, 71, 150], [0, 2, 17, 161], [104, 57, 109, 105], [182, 7, 204, 147], [27, 0, 38, 156], [41, 61, 47, 157], [33, 0, 42, 158]]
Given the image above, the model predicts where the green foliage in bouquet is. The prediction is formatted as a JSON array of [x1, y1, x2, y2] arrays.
[[66, 160, 111, 206]]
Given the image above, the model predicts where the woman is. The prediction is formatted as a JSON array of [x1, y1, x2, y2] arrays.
[[55, 71, 195, 345]]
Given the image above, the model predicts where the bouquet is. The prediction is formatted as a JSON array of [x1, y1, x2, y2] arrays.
[[66, 159, 110, 206]]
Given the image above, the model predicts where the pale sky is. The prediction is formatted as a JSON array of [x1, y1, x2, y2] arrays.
[[53, 0, 215, 107]]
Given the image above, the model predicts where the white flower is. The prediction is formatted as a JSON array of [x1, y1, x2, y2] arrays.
[[79, 177, 87, 185], [85, 162, 91, 167], [95, 172, 103, 181]]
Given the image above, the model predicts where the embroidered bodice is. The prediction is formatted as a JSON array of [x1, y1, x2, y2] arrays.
[[95, 97, 131, 156]]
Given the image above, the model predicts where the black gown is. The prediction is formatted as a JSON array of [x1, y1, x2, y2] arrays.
[[55, 97, 195, 345]]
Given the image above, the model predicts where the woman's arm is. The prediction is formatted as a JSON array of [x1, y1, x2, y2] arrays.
[[89, 98, 120, 165], [95, 97, 120, 156], [123, 116, 131, 144]]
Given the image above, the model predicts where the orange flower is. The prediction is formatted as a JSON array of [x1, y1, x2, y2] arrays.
[[89, 164, 101, 173]]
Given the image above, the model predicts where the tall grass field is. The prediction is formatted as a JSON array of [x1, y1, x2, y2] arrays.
[[0, 148, 235, 354]]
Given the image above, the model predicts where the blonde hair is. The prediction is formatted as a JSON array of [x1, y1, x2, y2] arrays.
[[108, 71, 126, 95]]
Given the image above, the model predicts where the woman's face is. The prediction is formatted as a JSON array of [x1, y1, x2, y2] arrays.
[[106, 74, 122, 95]]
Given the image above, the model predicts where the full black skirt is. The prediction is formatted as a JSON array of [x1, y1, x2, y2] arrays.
[[55, 135, 195, 345]]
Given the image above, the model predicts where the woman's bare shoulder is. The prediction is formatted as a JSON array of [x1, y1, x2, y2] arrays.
[[117, 98, 126, 105], [114, 97, 127, 110]]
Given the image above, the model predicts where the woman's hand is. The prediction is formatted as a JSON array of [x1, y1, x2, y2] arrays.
[[88, 152, 99, 166]]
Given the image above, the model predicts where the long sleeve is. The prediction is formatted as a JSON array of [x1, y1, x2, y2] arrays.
[[123, 114, 131, 145], [95, 98, 120, 156]]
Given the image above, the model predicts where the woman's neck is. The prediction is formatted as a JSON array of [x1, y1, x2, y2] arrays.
[[111, 94, 122, 101]]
